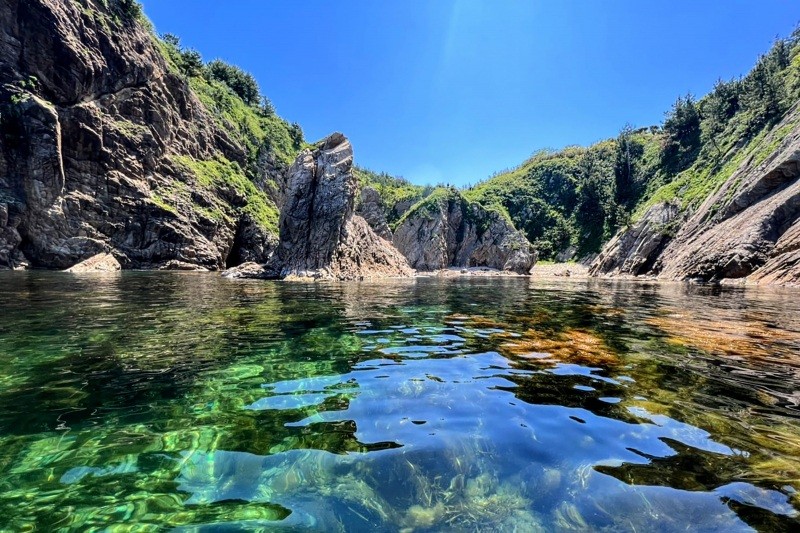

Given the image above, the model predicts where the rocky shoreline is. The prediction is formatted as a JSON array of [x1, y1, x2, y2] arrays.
[[590, 105, 800, 287]]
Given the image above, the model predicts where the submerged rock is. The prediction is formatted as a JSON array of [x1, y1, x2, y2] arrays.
[[392, 189, 536, 274], [64, 253, 121, 273]]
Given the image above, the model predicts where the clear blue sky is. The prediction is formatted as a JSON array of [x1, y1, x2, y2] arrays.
[[140, 1, 800, 186]]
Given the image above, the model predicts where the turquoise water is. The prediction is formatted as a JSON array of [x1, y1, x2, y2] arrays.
[[0, 272, 799, 531]]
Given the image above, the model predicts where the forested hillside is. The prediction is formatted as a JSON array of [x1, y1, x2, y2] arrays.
[[465, 29, 800, 260]]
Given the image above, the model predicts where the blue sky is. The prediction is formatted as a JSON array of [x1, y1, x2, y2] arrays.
[[140, 1, 800, 186]]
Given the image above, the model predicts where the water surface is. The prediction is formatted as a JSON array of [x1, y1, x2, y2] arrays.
[[1, 273, 799, 531]]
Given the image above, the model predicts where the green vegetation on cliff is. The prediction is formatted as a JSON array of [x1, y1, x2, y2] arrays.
[[157, 34, 304, 168], [147, 28, 305, 233], [393, 186, 514, 238], [172, 156, 280, 232], [466, 132, 661, 258], [133, 1, 800, 261], [636, 32, 800, 216], [354, 167, 434, 225]]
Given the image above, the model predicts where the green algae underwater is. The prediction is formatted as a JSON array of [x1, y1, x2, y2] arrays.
[[0, 272, 799, 532]]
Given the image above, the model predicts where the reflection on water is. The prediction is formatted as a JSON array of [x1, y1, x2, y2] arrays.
[[0, 273, 799, 531]]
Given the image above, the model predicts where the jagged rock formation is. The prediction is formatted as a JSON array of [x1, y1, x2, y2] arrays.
[[276, 134, 411, 279], [225, 134, 412, 280], [0, 0, 284, 270], [392, 190, 536, 274], [591, 105, 800, 285]]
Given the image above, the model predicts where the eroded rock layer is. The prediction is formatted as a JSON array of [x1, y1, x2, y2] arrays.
[[275, 134, 411, 280], [224, 134, 413, 280]]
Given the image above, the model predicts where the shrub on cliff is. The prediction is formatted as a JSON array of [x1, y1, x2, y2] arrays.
[[206, 60, 261, 107], [660, 95, 701, 176], [114, 0, 141, 21]]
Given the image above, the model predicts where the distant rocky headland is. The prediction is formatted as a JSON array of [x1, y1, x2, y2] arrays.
[[2, 0, 799, 285]]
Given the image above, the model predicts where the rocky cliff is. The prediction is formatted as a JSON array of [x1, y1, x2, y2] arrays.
[[0, 0, 291, 270], [355, 186, 393, 241], [392, 189, 536, 274], [591, 104, 800, 285]]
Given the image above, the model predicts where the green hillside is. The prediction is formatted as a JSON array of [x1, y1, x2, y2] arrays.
[[467, 29, 800, 260]]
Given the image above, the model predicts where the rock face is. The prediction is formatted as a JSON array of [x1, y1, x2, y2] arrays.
[[273, 134, 412, 280], [392, 190, 536, 274], [591, 105, 800, 285], [589, 202, 679, 277], [0, 0, 282, 270], [356, 186, 392, 240]]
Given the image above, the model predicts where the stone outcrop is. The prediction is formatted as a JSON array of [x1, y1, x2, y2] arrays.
[[64, 252, 121, 273], [356, 186, 392, 240], [325, 215, 412, 280], [591, 105, 800, 285], [272, 134, 412, 280], [222, 134, 414, 281], [221, 261, 277, 280], [392, 190, 536, 274], [589, 202, 679, 277], [0, 0, 283, 270]]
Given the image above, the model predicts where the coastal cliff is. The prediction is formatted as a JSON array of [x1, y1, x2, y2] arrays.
[[0, 0, 536, 277], [392, 189, 536, 274], [0, 0, 303, 270]]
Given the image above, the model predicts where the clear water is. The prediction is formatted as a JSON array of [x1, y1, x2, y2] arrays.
[[1, 273, 799, 532]]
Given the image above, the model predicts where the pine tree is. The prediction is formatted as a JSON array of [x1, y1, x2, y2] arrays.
[[660, 94, 701, 175]]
